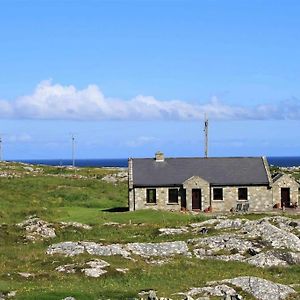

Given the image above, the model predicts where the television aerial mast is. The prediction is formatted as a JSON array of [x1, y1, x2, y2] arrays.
[[0, 135, 2, 161], [204, 114, 208, 158], [71, 134, 76, 167]]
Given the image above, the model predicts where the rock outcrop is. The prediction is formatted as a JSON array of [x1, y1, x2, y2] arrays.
[[221, 276, 296, 300], [246, 250, 300, 268], [59, 222, 92, 230], [56, 259, 110, 278], [183, 276, 295, 300], [186, 284, 242, 299], [158, 227, 189, 236], [47, 241, 130, 257], [47, 240, 190, 259], [0, 291, 16, 300], [127, 241, 190, 257], [189, 234, 253, 254], [240, 219, 300, 252], [17, 216, 56, 241]]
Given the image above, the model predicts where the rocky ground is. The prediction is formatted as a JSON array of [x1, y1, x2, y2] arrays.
[[14, 213, 300, 300]]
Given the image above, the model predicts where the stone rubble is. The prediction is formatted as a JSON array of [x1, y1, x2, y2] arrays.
[[101, 171, 128, 183], [220, 276, 296, 300], [17, 216, 56, 241]]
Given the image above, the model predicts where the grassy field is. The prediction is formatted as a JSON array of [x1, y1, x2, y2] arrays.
[[0, 162, 299, 300]]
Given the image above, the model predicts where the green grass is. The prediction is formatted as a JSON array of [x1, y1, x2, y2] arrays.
[[0, 162, 299, 299]]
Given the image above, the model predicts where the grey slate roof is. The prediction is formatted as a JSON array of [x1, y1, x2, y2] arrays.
[[132, 157, 270, 187]]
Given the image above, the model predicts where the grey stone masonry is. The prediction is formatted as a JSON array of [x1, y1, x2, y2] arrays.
[[128, 158, 134, 211], [272, 174, 299, 208]]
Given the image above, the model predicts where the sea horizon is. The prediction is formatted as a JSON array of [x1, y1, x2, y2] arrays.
[[5, 156, 300, 168]]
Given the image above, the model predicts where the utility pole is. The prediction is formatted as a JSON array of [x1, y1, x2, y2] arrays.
[[71, 134, 75, 167], [0, 135, 2, 161], [204, 114, 208, 158]]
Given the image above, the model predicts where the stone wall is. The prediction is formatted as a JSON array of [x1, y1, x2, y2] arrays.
[[211, 186, 273, 212], [128, 159, 135, 211], [183, 176, 210, 211], [129, 174, 300, 212], [272, 174, 299, 208], [131, 183, 273, 212], [133, 187, 182, 211]]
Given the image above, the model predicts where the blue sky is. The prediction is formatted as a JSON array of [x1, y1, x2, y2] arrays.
[[1, 0, 300, 159]]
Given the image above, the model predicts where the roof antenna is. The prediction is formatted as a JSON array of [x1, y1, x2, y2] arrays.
[[204, 114, 208, 158]]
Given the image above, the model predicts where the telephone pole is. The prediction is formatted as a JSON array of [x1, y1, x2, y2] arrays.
[[71, 134, 75, 167], [0, 136, 2, 161], [204, 114, 208, 158]]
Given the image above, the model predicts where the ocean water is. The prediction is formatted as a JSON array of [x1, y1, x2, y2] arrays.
[[16, 159, 128, 168], [267, 157, 300, 167], [10, 156, 300, 168]]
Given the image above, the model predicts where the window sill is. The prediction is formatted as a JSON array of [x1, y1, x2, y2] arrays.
[[237, 199, 248, 202], [167, 202, 179, 205], [146, 203, 157, 206], [212, 199, 224, 202]]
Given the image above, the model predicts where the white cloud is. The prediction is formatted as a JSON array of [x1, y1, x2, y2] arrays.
[[0, 80, 300, 121], [6, 133, 32, 143], [126, 136, 157, 147]]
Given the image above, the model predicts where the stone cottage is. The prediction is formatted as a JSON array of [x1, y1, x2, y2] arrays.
[[128, 152, 299, 212]]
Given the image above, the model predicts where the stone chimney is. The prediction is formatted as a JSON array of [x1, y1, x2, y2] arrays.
[[155, 151, 164, 162]]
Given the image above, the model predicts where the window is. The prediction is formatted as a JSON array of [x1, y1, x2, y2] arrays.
[[146, 189, 156, 204], [168, 189, 179, 203], [213, 188, 223, 200], [238, 188, 248, 200]]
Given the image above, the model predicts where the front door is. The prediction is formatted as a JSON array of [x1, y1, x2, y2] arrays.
[[192, 189, 201, 210], [181, 189, 187, 210], [281, 188, 290, 208]]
